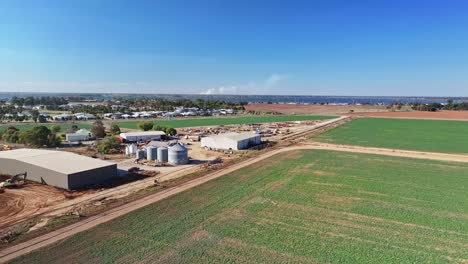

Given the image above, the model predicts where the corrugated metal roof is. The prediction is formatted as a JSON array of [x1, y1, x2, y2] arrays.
[[0, 149, 116, 174], [147, 141, 169, 148], [120, 131, 166, 137], [169, 143, 187, 152], [207, 132, 260, 142]]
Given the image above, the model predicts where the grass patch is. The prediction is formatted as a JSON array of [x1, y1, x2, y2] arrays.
[[314, 117, 468, 154], [116, 115, 335, 129], [11, 150, 468, 263]]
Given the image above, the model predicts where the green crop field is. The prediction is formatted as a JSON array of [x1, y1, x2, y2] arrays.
[[12, 150, 468, 263], [115, 115, 335, 129], [314, 117, 468, 154], [0, 123, 91, 132]]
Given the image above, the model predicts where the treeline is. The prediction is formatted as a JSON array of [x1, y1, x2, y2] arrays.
[[137, 121, 177, 136], [9, 96, 68, 107], [412, 100, 468, 111], [0, 126, 61, 147], [120, 98, 247, 111]]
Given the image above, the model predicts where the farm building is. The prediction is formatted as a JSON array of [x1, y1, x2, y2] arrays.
[[201, 132, 261, 150], [66, 129, 92, 142], [119, 131, 166, 142], [0, 149, 117, 190]]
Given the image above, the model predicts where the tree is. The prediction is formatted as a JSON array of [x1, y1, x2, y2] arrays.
[[152, 124, 165, 131], [50, 125, 61, 134], [138, 121, 154, 131], [165, 127, 177, 136], [19, 126, 55, 147], [38, 115, 47, 123], [2, 126, 20, 143], [91, 120, 106, 138], [152, 124, 176, 136], [97, 136, 121, 154], [31, 110, 40, 123], [110, 124, 121, 135]]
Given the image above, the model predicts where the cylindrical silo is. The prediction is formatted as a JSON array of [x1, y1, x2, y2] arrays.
[[157, 147, 168, 163], [168, 144, 188, 165], [136, 149, 145, 159], [129, 144, 137, 154], [147, 146, 157, 160]]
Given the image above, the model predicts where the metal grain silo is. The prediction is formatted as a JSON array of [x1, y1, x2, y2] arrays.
[[147, 146, 157, 160], [157, 147, 168, 163], [168, 144, 188, 165], [136, 149, 145, 159]]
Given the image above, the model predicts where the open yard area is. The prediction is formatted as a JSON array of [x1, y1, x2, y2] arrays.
[[11, 150, 468, 263], [115, 115, 334, 130], [314, 118, 468, 154]]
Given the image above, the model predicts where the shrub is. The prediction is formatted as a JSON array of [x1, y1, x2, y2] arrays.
[[91, 120, 106, 138], [97, 136, 121, 154], [138, 121, 154, 131]]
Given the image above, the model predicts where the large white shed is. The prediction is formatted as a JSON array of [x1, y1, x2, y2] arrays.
[[201, 132, 261, 150], [119, 131, 166, 142]]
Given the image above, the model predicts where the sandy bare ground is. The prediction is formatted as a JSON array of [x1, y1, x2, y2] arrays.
[[3, 140, 468, 263], [245, 103, 388, 114], [0, 184, 68, 229], [352, 110, 468, 121]]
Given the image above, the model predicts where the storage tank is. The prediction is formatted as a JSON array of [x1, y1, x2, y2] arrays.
[[168, 143, 188, 165], [147, 146, 157, 160], [136, 149, 145, 159], [157, 147, 168, 163], [125, 145, 130, 155], [129, 144, 137, 154]]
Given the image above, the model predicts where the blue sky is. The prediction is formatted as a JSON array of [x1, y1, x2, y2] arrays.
[[1, 0, 468, 96]]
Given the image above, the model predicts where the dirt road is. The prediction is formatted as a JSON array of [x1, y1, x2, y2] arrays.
[[2, 140, 468, 263]]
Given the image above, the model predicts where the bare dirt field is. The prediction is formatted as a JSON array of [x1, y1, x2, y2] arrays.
[[245, 103, 388, 114], [0, 183, 71, 229], [352, 110, 468, 120]]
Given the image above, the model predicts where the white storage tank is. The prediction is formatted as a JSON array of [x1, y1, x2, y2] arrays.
[[168, 143, 188, 165], [147, 146, 157, 160], [126, 144, 137, 155], [136, 149, 145, 159], [157, 147, 168, 163]]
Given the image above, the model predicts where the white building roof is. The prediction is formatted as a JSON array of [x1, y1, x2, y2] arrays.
[[208, 132, 259, 142], [120, 131, 166, 137], [0, 149, 115, 174]]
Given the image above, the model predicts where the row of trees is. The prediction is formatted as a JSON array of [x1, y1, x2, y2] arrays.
[[411, 100, 468, 112], [0, 126, 61, 147], [137, 121, 177, 136], [9, 96, 68, 108]]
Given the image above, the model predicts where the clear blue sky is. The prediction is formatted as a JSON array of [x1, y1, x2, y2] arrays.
[[1, 0, 468, 96]]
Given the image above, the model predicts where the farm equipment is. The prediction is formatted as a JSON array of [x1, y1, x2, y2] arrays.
[[1, 145, 12, 151], [0, 172, 28, 188]]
